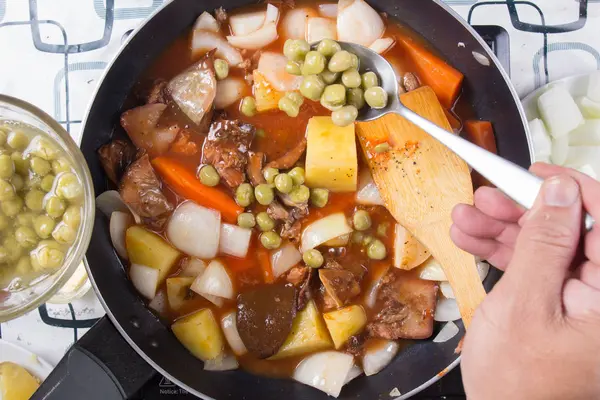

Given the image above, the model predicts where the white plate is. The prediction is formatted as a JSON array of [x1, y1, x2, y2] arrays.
[[0, 338, 53, 387]]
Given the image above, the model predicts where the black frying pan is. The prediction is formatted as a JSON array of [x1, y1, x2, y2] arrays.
[[32, 0, 530, 399]]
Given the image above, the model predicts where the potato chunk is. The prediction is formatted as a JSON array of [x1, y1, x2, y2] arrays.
[[323, 305, 367, 349], [125, 225, 181, 284], [270, 300, 333, 359], [172, 308, 224, 361], [166, 277, 195, 312], [253, 70, 283, 112], [305, 117, 358, 192]]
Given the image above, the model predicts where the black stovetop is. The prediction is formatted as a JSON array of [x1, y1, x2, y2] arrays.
[[134, 24, 509, 400]]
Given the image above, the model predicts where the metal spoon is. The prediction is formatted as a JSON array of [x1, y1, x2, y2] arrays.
[[337, 41, 595, 231]]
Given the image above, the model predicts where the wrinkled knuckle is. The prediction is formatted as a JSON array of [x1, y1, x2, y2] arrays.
[[525, 222, 576, 251]]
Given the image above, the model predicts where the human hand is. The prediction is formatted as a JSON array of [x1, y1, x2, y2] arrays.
[[451, 163, 600, 400]]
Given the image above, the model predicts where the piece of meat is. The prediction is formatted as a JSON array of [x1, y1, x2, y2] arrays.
[[98, 139, 137, 184], [236, 283, 297, 358], [120, 103, 180, 158], [345, 333, 367, 356], [325, 257, 366, 280], [119, 154, 173, 229], [265, 138, 307, 169], [318, 269, 361, 309], [247, 151, 266, 186], [168, 129, 198, 155], [367, 270, 438, 340], [267, 200, 307, 243], [281, 220, 302, 242], [322, 292, 338, 311], [267, 200, 289, 220], [146, 79, 168, 104], [167, 50, 217, 132], [215, 7, 228, 24], [403, 72, 420, 92], [286, 266, 314, 311], [286, 265, 308, 286], [203, 116, 256, 188]]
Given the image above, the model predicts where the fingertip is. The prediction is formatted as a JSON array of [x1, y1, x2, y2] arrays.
[[451, 203, 470, 223]]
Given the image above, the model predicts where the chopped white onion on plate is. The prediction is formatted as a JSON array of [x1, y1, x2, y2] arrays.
[[528, 118, 552, 162], [569, 119, 600, 145], [537, 84, 584, 138]]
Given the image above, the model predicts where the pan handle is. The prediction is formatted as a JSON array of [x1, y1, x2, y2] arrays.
[[31, 316, 156, 400]]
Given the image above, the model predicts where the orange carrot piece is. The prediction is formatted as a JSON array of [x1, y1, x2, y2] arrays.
[[464, 120, 497, 154], [152, 156, 243, 223], [398, 36, 464, 109], [256, 247, 274, 284]]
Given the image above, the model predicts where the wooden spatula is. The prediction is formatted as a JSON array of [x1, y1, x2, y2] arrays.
[[356, 86, 485, 327]]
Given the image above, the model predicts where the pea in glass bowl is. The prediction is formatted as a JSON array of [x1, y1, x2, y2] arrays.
[[0, 94, 94, 322]]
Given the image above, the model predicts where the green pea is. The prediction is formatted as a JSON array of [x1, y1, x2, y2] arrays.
[[0, 154, 14, 179], [45, 196, 66, 218], [289, 185, 310, 203], [367, 239, 387, 260], [62, 205, 81, 229], [285, 91, 304, 106], [283, 39, 310, 62], [310, 188, 329, 208], [51, 157, 72, 174], [374, 142, 390, 153], [364, 86, 388, 109], [31, 240, 65, 270], [27, 136, 60, 160], [0, 247, 8, 264], [341, 69, 361, 88], [255, 184, 275, 206], [7, 131, 29, 151], [328, 51, 354, 72], [55, 172, 83, 201], [2, 197, 23, 217], [25, 189, 45, 212], [274, 173, 293, 194], [362, 235, 374, 246], [214, 59, 229, 80], [30, 157, 51, 176], [320, 69, 340, 85], [0, 212, 8, 231], [300, 75, 326, 101], [3, 237, 21, 262], [303, 249, 324, 268], [316, 39, 341, 57], [288, 167, 305, 185], [240, 96, 257, 117], [321, 84, 346, 111], [0, 129, 6, 146], [40, 174, 55, 192], [33, 215, 55, 239], [11, 152, 30, 175], [15, 256, 32, 276], [15, 226, 38, 249], [11, 174, 24, 192], [255, 128, 266, 138], [16, 212, 36, 228], [331, 105, 358, 127], [260, 231, 282, 250], [198, 165, 220, 187], [263, 167, 279, 184], [351, 231, 365, 244], [237, 213, 256, 229], [278, 97, 301, 118], [347, 88, 365, 110], [0, 179, 15, 201], [25, 174, 41, 190], [301, 51, 326, 75], [353, 210, 372, 231], [235, 183, 254, 207], [362, 71, 379, 89], [256, 212, 275, 232], [350, 54, 359, 70], [285, 61, 303, 76], [52, 222, 76, 245]]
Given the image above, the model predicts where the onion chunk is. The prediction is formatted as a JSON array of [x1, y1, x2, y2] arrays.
[[191, 260, 235, 300], [167, 201, 221, 259], [221, 311, 248, 356], [293, 351, 354, 397], [271, 243, 302, 278], [362, 340, 399, 376], [301, 212, 353, 253], [219, 223, 252, 258], [433, 321, 460, 343], [130, 264, 159, 300], [337, 0, 384, 46]]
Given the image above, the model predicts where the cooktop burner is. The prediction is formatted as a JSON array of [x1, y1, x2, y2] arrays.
[[132, 24, 509, 400]]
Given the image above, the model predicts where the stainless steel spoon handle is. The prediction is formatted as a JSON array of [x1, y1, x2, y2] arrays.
[[394, 105, 595, 231]]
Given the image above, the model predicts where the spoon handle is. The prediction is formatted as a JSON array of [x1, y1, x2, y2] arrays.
[[394, 105, 595, 231]]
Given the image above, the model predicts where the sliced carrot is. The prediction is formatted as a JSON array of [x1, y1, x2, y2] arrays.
[[256, 247, 274, 284], [397, 36, 464, 109], [464, 120, 497, 154], [152, 156, 243, 223]]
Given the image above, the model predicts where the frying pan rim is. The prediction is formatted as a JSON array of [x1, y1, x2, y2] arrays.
[[79, 0, 532, 398]]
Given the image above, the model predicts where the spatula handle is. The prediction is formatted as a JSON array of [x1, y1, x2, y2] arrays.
[[395, 106, 595, 231]]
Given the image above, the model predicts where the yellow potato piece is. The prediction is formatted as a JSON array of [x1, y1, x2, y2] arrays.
[[305, 117, 358, 192], [253, 70, 283, 112], [172, 308, 224, 361], [323, 305, 367, 349], [270, 300, 333, 360], [125, 226, 180, 283], [166, 277, 195, 312], [0, 362, 40, 400]]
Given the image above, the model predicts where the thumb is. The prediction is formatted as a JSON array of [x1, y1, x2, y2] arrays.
[[503, 175, 582, 315]]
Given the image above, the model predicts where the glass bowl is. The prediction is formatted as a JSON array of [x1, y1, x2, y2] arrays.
[[0, 94, 94, 321]]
